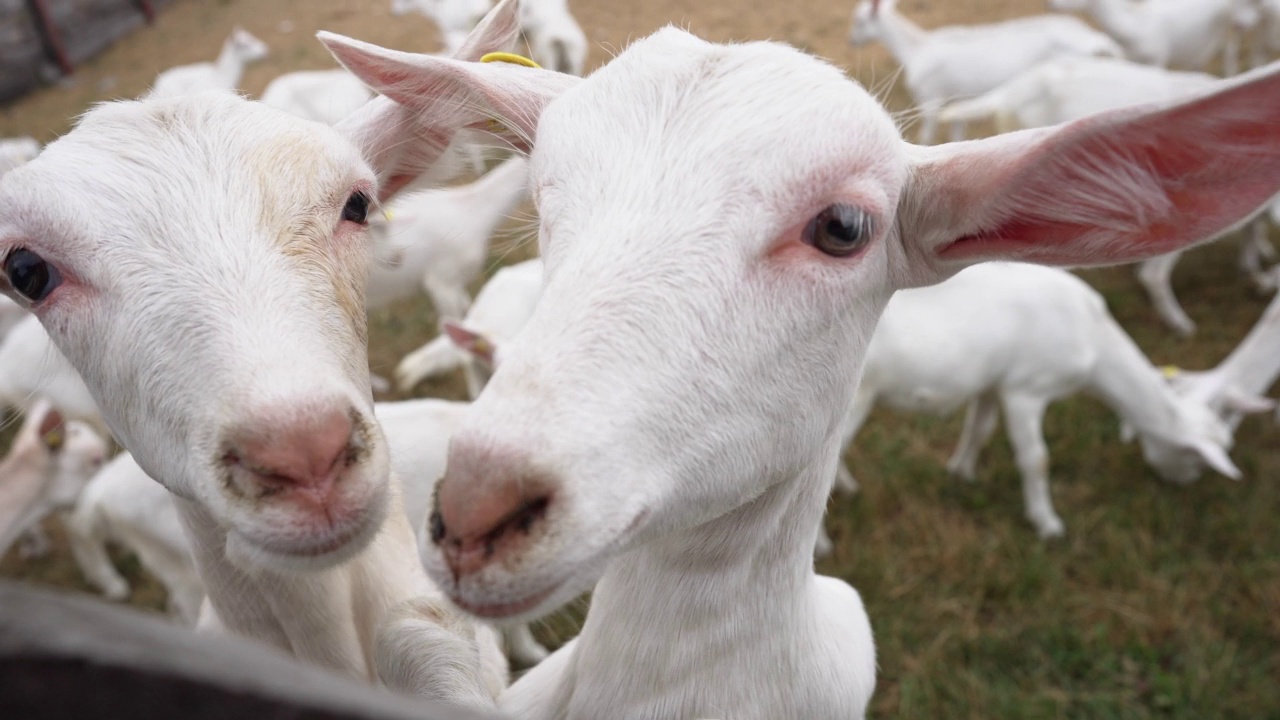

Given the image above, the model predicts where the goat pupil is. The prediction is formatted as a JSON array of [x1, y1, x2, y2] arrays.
[[4, 249, 59, 302], [827, 217, 857, 243], [343, 192, 370, 224]]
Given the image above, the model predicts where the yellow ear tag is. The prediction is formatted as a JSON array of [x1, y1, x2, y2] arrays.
[[383, 208, 395, 221], [42, 428, 64, 452], [479, 52, 541, 69], [477, 53, 541, 134], [1160, 365, 1182, 379]]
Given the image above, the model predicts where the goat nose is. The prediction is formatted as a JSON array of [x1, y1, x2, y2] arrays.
[[431, 442, 552, 580], [223, 407, 355, 496]]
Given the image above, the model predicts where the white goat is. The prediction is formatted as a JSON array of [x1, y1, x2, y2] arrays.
[[847, 0, 1121, 144], [0, 1, 529, 707], [367, 155, 530, 321], [259, 69, 375, 126], [395, 258, 542, 394], [65, 451, 205, 624], [149, 27, 269, 97], [0, 137, 40, 176], [67, 399, 550, 665], [939, 56, 1275, 336], [1048, 0, 1246, 74], [0, 399, 107, 558], [323, 23, 1280, 719], [836, 263, 1245, 539]]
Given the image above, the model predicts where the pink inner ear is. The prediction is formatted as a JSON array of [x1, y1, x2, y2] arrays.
[[443, 322, 495, 364], [37, 408, 63, 438], [938, 92, 1280, 267]]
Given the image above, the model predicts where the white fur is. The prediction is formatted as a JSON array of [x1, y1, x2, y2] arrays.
[[392, 0, 496, 53], [395, 257, 542, 394], [324, 25, 1280, 720], [848, 0, 1122, 143], [367, 155, 530, 320], [837, 263, 1241, 539], [259, 69, 375, 126], [149, 27, 269, 97], [1049, 0, 1247, 74], [0, 0, 529, 705], [0, 399, 106, 557]]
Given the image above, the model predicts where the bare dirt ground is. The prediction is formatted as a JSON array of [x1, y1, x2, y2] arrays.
[[2, 1, 1278, 718]]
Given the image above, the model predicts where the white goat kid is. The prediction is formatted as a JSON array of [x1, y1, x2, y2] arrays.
[[0, 399, 107, 558], [259, 69, 375, 126], [0, 1, 528, 706], [395, 257, 542, 394], [1048, 0, 1247, 74], [848, 0, 1121, 144], [367, 155, 530, 321], [65, 451, 206, 624], [0, 137, 40, 177], [839, 263, 1244, 539], [938, 56, 1275, 336], [322, 24, 1280, 720], [149, 27, 269, 97]]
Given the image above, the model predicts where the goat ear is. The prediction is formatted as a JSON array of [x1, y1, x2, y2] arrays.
[[1188, 439, 1242, 480], [895, 64, 1280, 287], [325, 35, 577, 155], [36, 406, 65, 452], [321, 0, 561, 201], [1222, 386, 1276, 415], [443, 321, 496, 366]]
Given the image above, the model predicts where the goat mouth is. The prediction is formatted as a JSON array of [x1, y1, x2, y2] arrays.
[[449, 579, 563, 620]]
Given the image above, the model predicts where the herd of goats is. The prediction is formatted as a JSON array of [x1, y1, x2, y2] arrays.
[[0, 0, 1279, 716]]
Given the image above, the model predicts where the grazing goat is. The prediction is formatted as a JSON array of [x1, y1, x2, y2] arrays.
[[322, 22, 1280, 719], [835, 263, 1244, 539], [1049, 0, 1247, 74], [367, 156, 530, 321], [395, 258, 542, 394], [259, 69, 375, 126], [0, 1, 529, 707], [0, 399, 106, 558], [848, 0, 1121, 143], [939, 56, 1276, 336], [149, 27, 269, 97]]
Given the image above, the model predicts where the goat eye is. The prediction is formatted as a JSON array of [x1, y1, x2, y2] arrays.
[[803, 204, 873, 258], [342, 191, 370, 224], [4, 249, 62, 303]]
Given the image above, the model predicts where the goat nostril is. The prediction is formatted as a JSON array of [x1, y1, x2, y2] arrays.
[[429, 509, 446, 545]]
